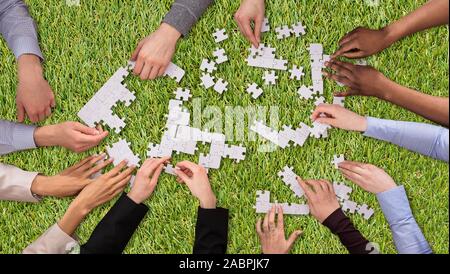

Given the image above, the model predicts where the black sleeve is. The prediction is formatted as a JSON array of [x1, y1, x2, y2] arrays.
[[322, 208, 373, 254], [193, 207, 229, 254], [80, 193, 148, 254]]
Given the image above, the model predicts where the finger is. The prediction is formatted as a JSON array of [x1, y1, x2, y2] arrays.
[[140, 62, 152, 80], [340, 168, 364, 186], [296, 177, 313, 201], [326, 61, 354, 80], [332, 40, 358, 58], [148, 65, 160, 80], [16, 103, 25, 122], [242, 18, 258, 47], [173, 168, 191, 184], [333, 60, 356, 71], [263, 209, 270, 233], [149, 164, 164, 187], [256, 218, 263, 236], [334, 88, 359, 97], [70, 155, 96, 171], [75, 123, 101, 135], [314, 117, 337, 127], [323, 71, 352, 87], [37, 111, 46, 122], [175, 161, 199, 173], [158, 66, 167, 77], [342, 50, 366, 59], [133, 57, 145, 75], [50, 95, 56, 108], [287, 230, 303, 249], [339, 161, 366, 174], [254, 16, 264, 45], [45, 107, 51, 117], [105, 160, 128, 178], [111, 175, 132, 195], [338, 32, 358, 46], [319, 180, 332, 193], [310, 104, 336, 120], [131, 40, 145, 61], [277, 205, 284, 229], [112, 165, 136, 184], [87, 158, 114, 177], [268, 205, 276, 231]]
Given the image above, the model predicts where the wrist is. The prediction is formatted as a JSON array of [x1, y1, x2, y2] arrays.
[[382, 24, 401, 47], [159, 23, 182, 42], [30, 175, 48, 197], [70, 197, 93, 217], [17, 54, 44, 81], [127, 191, 147, 205], [34, 124, 58, 147], [199, 194, 217, 209]]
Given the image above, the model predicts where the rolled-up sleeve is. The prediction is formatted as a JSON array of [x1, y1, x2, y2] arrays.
[[162, 0, 214, 37], [377, 186, 432, 254], [0, 0, 43, 60], [364, 117, 449, 162], [0, 120, 37, 155]]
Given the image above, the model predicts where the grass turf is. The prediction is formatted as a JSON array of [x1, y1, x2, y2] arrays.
[[0, 0, 448, 254]]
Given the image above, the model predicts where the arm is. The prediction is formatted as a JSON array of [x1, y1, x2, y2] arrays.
[[193, 207, 229, 254], [22, 224, 79, 254], [0, 163, 39, 202], [364, 117, 449, 162], [163, 0, 214, 37], [377, 186, 432, 254], [0, 0, 43, 60], [322, 208, 372, 254], [80, 194, 148, 254], [81, 158, 169, 254], [0, 120, 36, 155]]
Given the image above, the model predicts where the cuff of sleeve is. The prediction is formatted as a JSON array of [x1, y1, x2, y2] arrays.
[[363, 117, 382, 138], [23, 223, 79, 254], [376, 186, 412, 225], [162, 3, 197, 37], [13, 123, 37, 151], [197, 207, 229, 226], [13, 36, 44, 61], [322, 208, 347, 233], [116, 193, 149, 216]]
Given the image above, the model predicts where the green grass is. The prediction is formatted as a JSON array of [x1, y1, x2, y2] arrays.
[[0, 0, 448, 254]]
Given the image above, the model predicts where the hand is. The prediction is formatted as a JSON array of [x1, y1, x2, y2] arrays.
[[31, 154, 114, 197], [332, 27, 393, 59], [16, 55, 55, 123], [311, 104, 368, 132], [127, 157, 171, 204], [34, 122, 109, 153], [338, 161, 397, 194], [256, 205, 302, 254], [131, 23, 181, 80], [234, 0, 266, 47], [58, 160, 136, 236], [174, 161, 217, 209], [323, 59, 391, 98], [297, 178, 340, 223]]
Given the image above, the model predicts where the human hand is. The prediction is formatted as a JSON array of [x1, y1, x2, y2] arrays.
[[131, 23, 181, 80], [31, 154, 114, 198], [297, 178, 340, 223], [257, 205, 302, 254], [127, 157, 171, 204], [16, 55, 55, 123], [34, 122, 109, 153], [174, 161, 216, 209], [332, 27, 393, 59], [311, 104, 368, 132], [338, 161, 397, 194], [323, 59, 391, 98], [234, 0, 266, 47]]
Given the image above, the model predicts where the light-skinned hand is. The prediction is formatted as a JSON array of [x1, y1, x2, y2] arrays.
[[311, 104, 368, 132], [338, 161, 397, 194], [174, 161, 217, 209], [16, 54, 55, 123], [256, 205, 302, 254], [131, 23, 181, 80], [34, 122, 109, 153], [31, 154, 114, 198], [234, 0, 266, 47], [127, 157, 171, 204], [323, 59, 390, 98], [297, 178, 340, 223], [332, 27, 393, 59]]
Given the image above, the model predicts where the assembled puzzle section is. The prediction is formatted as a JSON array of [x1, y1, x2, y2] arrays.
[[250, 121, 311, 149], [278, 166, 304, 198], [106, 138, 141, 167], [254, 190, 309, 215]]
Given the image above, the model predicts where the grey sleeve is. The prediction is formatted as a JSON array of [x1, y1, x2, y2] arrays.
[[0, 120, 37, 155], [162, 0, 214, 36], [0, 0, 43, 60]]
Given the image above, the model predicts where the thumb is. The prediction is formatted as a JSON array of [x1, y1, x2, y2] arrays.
[[74, 123, 101, 135], [16, 102, 25, 122], [173, 168, 191, 185], [131, 40, 145, 61], [254, 16, 263, 44], [287, 230, 303, 248], [315, 117, 335, 127]]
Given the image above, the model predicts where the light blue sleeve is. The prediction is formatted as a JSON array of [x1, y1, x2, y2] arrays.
[[376, 186, 432, 254], [0, 0, 43, 60], [364, 117, 449, 163], [0, 120, 37, 155]]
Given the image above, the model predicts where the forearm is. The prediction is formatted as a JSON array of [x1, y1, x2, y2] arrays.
[[323, 208, 372, 254], [384, 0, 449, 44], [162, 0, 214, 36], [0, 163, 39, 202], [377, 186, 432, 254], [363, 117, 449, 162], [58, 200, 90, 237], [381, 80, 449, 127], [0, 0, 43, 60], [0, 119, 37, 155], [193, 207, 229, 254], [23, 223, 79, 254]]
